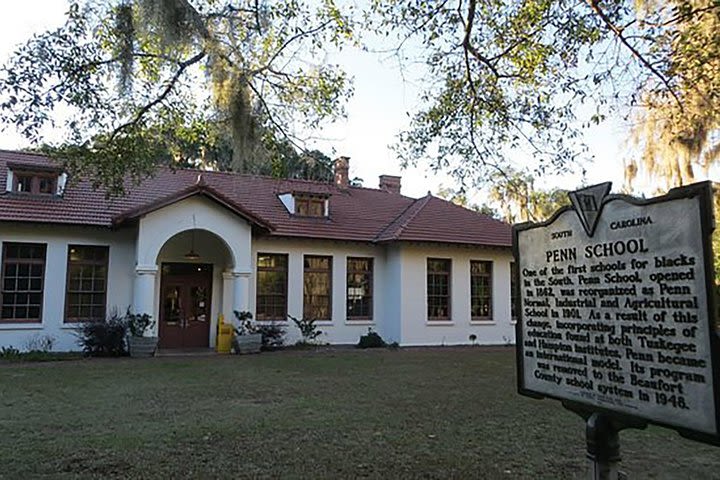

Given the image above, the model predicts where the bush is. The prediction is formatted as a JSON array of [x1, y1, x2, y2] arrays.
[[0, 346, 21, 360], [24, 334, 55, 352], [127, 311, 154, 337], [357, 328, 386, 349], [74, 313, 127, 357], [233, 310, 255, 336], [0, 350, 82, 362], [255, 323, 286, 350], [289, 315, 322, 343]]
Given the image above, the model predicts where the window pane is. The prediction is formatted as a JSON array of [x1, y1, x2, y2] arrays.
[[304, 255, 332, 320], [1, 243, 46, 322], [347, 257, 373, 320], [427, 258, 451, 320], [256, 253, 288, 321], [309, 201, 324, 217], [65, 245, 109, 322], [294, 196, 326, 217], [471, 261, 492, 319], [38, 177, 54, 194], [296, 200, 309, 216], [16, 175, 32, 192]]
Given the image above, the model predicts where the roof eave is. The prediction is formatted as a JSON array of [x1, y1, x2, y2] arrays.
[[374, 238, 512, 249], [112, 184, 274, 232]]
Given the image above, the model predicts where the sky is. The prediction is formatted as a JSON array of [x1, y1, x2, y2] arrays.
[[0, 1, 655, 203]]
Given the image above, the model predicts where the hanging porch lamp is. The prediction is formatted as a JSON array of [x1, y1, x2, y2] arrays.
[[183, 214, 201, 260]]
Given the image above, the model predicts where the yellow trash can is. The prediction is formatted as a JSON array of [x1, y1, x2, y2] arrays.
[[216, 314, 234, 354]]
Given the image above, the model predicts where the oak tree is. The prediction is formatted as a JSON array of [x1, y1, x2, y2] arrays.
[[370, 0, 720, 191], [0, 0, 354, 192]]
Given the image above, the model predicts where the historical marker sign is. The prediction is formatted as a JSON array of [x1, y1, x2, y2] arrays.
[[514, 182, 720, 445]]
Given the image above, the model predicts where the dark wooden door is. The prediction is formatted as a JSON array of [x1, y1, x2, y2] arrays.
[[159, 263, 213, 349]]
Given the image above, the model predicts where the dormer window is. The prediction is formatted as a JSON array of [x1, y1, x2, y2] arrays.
[[13, 172, 58, 195], [295, 196, 325, 217], [6, 163, 65, 196], [278, 191, 330, 217]]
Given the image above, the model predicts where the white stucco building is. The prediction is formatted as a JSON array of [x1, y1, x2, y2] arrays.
[[0, 151, 516, 351]]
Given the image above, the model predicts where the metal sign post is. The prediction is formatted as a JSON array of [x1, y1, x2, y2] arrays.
[[514, 182, 720, 477]]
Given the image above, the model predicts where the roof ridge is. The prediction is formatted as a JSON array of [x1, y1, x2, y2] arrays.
[[0, 150, 415, 197], [0, 148, 54, 158], [431, 194, 512, 226], [375, 193, 433, 242], [160, 166, 421, 197]]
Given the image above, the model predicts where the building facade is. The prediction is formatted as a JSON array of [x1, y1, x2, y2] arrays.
[[0, 151, 515, 351]]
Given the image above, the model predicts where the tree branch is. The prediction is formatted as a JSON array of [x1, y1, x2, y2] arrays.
[[460, 0, 526, 80], [586, 0, 682, 109], [109, 50, 206, 141], [250, 19, 334, 76], [245, 78, 305, 153]]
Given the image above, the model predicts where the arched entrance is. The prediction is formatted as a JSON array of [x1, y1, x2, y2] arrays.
[[156, 229, 233, 349], [131, 194, 254, 348]]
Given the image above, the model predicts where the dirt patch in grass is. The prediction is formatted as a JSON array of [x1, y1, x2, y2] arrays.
[[0, 348, 717, 479]]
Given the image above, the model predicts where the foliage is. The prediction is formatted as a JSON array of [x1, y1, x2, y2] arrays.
[[232, 310, 256, 336], [23, 334, 56, 353], [487, 169, 569, 223], [625, 0, 720, 190], [288, 314, 323, 343], [0, 346, 21, 360], [232, 310, 285, 348], [0, 348, 83, 363], [127, 311, 154, 337], [263, 144, 334, 183], [0, 0, 355, 193], [254, 323, 286, 350], [357, 328, 386, 349], [369, 1, 720, 191], [436, 185, 501, 219], [73, 312, 128, 357]]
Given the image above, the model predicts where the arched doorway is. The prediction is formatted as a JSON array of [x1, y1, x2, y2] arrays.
[[156, 229, 233, 349]]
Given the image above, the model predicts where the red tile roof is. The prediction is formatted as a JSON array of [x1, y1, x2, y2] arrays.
[[0, 150, 511, 248], [375, 194, 512, 247]]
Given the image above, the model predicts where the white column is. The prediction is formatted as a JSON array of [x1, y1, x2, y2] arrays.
[[133, 265, 158, 337], [222, 271, 251, 323], [222, 271, 236, 322], [233, 272, 251, 314]]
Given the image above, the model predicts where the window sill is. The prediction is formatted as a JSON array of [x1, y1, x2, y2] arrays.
[[313, 320, 333, 326], [60, 322, 87, 330], [0, 322, 44, 330], [426, 321, 454, 326], [345, 320, 375, 326], [470, 320, 496, 325]]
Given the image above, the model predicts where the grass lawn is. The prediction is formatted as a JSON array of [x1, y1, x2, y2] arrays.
[[1, 348, 718, 479]]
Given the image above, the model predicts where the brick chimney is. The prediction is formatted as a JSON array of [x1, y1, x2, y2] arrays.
[[379, 175, 401, 194], [334, 156, 350, 187]]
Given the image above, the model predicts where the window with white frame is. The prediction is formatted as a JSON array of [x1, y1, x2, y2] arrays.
[[470, 260, 492, 320], [347, 257, 373, 320], [303, 255, 332, 320], [1, 243, 46, 322], [427, 258, 451, 321]]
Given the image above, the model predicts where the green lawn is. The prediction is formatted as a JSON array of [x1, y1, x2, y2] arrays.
[[0, 348, 718, 479]]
